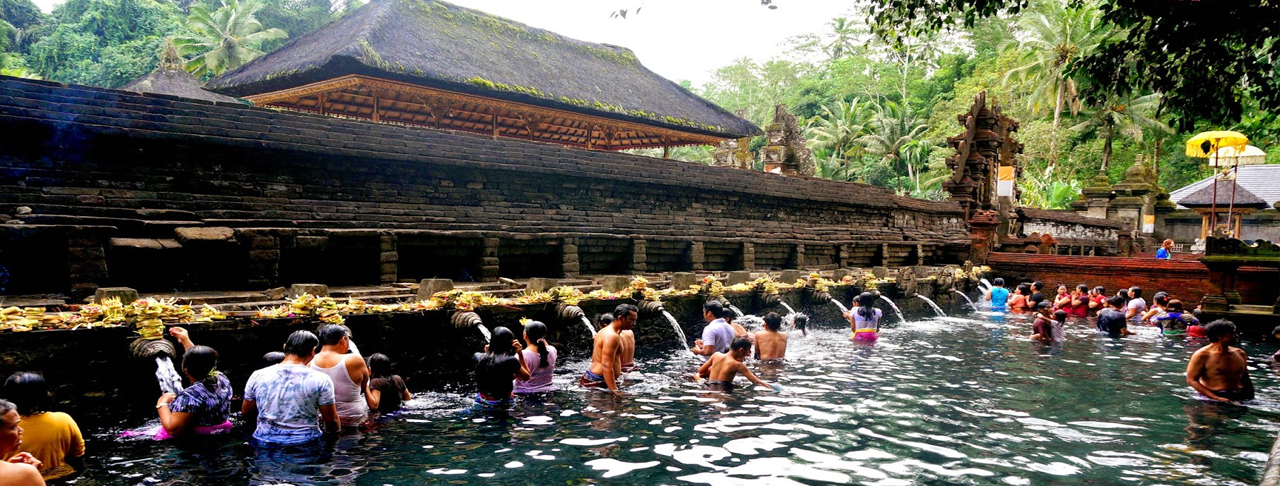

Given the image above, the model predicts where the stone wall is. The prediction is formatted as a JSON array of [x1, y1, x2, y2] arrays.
[[0, 77, 969, 296], [997, 208, 1126, 256]]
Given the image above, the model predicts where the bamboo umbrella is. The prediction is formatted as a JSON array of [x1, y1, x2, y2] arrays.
[[1186, 131, 1249, 236]]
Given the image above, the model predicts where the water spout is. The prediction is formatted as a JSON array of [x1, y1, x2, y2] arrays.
[[917, 295, 947, 317], [878, 295, 905, 322], [952, 289, 975, 308], [829, 298, 849, 315], [661, 310, 692, 354], [779, 302, 796, 316], [580, 316, 598, 339], [727, 304, 744, 318], [451, 311, 489, 343]]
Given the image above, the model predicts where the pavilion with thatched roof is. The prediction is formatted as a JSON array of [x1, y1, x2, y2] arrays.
[[206, 0, 760, 152], [123, 43, 243, 104]]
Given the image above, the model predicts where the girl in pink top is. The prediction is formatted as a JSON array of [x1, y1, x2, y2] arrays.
[[514, 320, 557, 394]]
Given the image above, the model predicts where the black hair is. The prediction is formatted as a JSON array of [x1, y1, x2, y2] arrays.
[[1093, 286, 1105, 295], [1053, 310, 1068, 322], [993, 277, 1004, 286], [856, 292, 877, 320], [1129, 287, 1143, 298], [793, 314, 808, 335], [182, 345, 221, 390], [2, 372, 50, 416], [598, 314, 614, 329], [1205, 319, 1236, 342], [1056, 284, 1068, 292], [1032, 281, 1044, 291], [523, 320, 551, 368], [1116, 289, 1130, 300], [1037, 301, 1053, 312], [763, 312, 782, 331], [1152, 292, 1169, 307], [730, 336, 752, 351], [1167, 299, 1184, 313], [703, 300, 727, 319], [489, 326, 516, 355], [613, 303, 639, 321], [284, 330, 320, 357], [317, 324, 351, 346], [1272, 325, 1280, 336], [1107, 295, 1126, 308], [1076, 284, 1088, 293], [262, 351, 285, 367], [1017, 284, 1031, 295], [367, 353, 393, 378]]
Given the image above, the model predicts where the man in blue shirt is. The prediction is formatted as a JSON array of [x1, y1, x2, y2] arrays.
[[243, 331, 340, 445], [985, 277, 1010, 311], [1156, 239, 1173, 259]]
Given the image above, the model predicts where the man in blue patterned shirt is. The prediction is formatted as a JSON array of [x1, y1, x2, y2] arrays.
[[242, 331, 340, 445]]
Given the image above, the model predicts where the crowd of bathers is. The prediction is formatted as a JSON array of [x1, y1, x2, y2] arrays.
[[983, 278, 1203, 340], [984, 277, 1259, 405]]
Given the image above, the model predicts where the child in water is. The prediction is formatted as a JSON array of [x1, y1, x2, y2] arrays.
[[754, 312, 788, 360], [694, 337, 782, 392], [366, 353, 411, 415]]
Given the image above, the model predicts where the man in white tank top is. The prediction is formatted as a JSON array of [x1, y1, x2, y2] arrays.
[[309, 325, 373, 428]]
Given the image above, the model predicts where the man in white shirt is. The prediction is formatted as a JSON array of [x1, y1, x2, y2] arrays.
[[692, 300, 735, 362], [1125, 286, 1148, 321]]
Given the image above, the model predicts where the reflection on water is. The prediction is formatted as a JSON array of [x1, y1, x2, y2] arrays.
[[67, 314, 1280, 485]]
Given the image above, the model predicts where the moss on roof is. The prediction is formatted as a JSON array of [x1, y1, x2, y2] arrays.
[[206, 0, 759, 138]]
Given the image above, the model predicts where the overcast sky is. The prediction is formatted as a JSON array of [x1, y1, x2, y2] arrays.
[[31, 0, 856, 86]]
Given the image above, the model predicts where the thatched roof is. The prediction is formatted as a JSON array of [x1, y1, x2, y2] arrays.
[[205, 0, 759, 139], [1177, 180, 1269, 208], [122, 68, 243, 104]]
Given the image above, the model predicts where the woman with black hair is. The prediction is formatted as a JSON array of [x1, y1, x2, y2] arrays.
[[514, 320, 557, 394], [473, 327, 531, 406], [849, 292, 882, 343], [2, 372, 82, 478], [366, 353, 411, 415], [154, 327, 233, 439]]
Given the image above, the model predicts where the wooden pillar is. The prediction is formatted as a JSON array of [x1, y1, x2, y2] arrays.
[[492, 113, 499, 140], [318, 93, 326, 116], [663, 144, 670, 159], [372, 94, 380, 122]]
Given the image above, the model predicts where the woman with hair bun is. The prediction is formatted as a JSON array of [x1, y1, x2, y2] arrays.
[[514, 320, 557, 394], [153, 327, 233, 439]]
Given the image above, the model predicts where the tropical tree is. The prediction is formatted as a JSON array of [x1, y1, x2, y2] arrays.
[[804, 98, 871, 161], [859, 100, 928, 192], [172, 0, 287, 77], [1002, 0, 1106, 165], [1068, 92, 1171, 172]]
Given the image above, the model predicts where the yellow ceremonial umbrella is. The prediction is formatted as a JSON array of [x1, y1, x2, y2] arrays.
[[1185, 130, 1249, 236]]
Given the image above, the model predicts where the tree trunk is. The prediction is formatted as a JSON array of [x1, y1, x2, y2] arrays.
[[1100, 127, 1114, 172], [1050, 78, 1065, 166]]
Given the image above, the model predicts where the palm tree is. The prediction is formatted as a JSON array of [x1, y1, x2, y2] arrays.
[[859, 101, 928, 192], [1069, 92, 1171, 172], [1002, 0, 1107, 164], [804, 98, 872, 161], [172, 0, 288, 77]]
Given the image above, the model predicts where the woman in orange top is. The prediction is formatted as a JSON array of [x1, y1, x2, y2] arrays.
[[2, 373, 83, 479]]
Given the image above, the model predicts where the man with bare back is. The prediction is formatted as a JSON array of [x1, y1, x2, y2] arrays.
[[581, 304, 638, 393], [1186, 319, 1254, 404]]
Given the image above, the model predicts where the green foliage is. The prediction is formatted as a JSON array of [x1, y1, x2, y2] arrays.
[[172, 0, 287, 77], [26, 0, 183, 87]]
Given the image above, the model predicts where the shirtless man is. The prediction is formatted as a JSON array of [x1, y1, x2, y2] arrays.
[[581, 304, 638, 393], [619, 323, 637, 374], [753, 312, 788, 360], [694, 337, 781, 392], [1186, 319, 1255, 403], [0, 399, 45, 486]]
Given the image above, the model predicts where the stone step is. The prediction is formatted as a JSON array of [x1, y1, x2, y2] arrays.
[[1, 203, 200, 222], [16, 214, 204, 237]]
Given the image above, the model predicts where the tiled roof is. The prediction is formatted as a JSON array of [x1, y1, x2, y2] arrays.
[[1170, 165, 1280, 209]]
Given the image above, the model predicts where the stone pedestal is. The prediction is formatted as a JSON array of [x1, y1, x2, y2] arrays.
[[602, 276, 632, 293], [526, 277, 557, 294], [288, 283, 329, 298], [726, 271, 752, 286], [670, 272, 697, 291], [778, 269, 804, 284], [416, 279, 454, 300]]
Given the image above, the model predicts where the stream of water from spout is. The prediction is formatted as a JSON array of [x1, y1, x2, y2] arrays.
[[979, 278, 993, 295], [779, 302, 795, 316], [878, 295, 905, 322], [154, 356, 183, 395], [727, 304, 744, 318], [477, 325, 492, 343], [917, 295, 947, 317], [952, 289, 975, 308], [661, 311, 692, 354], [829, 298, 849, 315], [579, 316, 597, 339]]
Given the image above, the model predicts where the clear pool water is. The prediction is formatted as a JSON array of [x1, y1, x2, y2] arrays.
[[65, 313, 1280, 485]]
